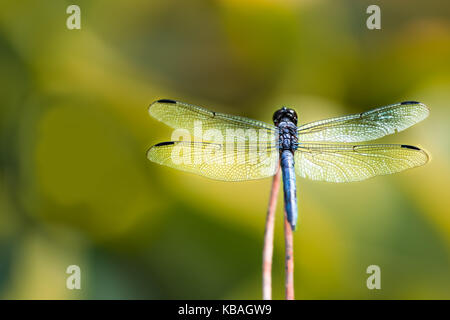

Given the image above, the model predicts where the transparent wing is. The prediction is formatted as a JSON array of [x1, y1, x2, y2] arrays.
[[295, 143, 429, 183], [147, 141, 279, 181], [297, 101, 429, 142], [149, 99, 277, 143]]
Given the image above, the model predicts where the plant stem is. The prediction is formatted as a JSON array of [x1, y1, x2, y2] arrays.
[[284, 210, 295, 300], [262, 165, 281, 300]]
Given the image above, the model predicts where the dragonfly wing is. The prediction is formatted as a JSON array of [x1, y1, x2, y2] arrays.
[[297, 101, 429, 142], [147, 141, 279, 181], [149, 99, 277, 143], [294, 143, 429, 183]]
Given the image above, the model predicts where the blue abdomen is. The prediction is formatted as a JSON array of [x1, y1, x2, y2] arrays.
[[280, 150, 298, 230]]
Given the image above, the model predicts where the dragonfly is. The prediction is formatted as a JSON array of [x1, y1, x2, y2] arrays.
[[147, 99, 429, 230]]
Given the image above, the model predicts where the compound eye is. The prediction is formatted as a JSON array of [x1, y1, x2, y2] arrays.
[[293, 113, 298, 124], [288, 109, 298, 125], [272, 110, 282, 124]]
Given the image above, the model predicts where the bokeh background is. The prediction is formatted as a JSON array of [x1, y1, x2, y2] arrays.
[[1, 0, 449, 299]]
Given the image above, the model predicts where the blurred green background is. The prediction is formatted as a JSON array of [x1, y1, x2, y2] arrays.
[[1, 0, 449, 299]]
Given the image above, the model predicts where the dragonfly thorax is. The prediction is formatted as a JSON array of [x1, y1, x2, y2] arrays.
[[273, 107, 299, 152]]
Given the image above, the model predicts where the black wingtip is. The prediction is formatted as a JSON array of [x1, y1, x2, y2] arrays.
[[153, 141, 176, 147], [149, 99, 177, 114], [156, 99, 177, 104], [401, 100, 421, 105], [401, 144, 421, 151]]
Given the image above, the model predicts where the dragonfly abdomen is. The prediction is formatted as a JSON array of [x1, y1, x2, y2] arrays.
[[281, 149, 298, 230]]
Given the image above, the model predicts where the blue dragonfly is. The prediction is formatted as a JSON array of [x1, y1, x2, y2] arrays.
[[147, 99, 429, 230]]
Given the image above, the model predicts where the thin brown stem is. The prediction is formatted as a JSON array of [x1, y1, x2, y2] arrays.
[[262, 165, 281, 300], [284, 210, 295, 300]]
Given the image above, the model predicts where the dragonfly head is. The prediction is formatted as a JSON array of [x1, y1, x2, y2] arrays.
[[273, 107, 298, 126]]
